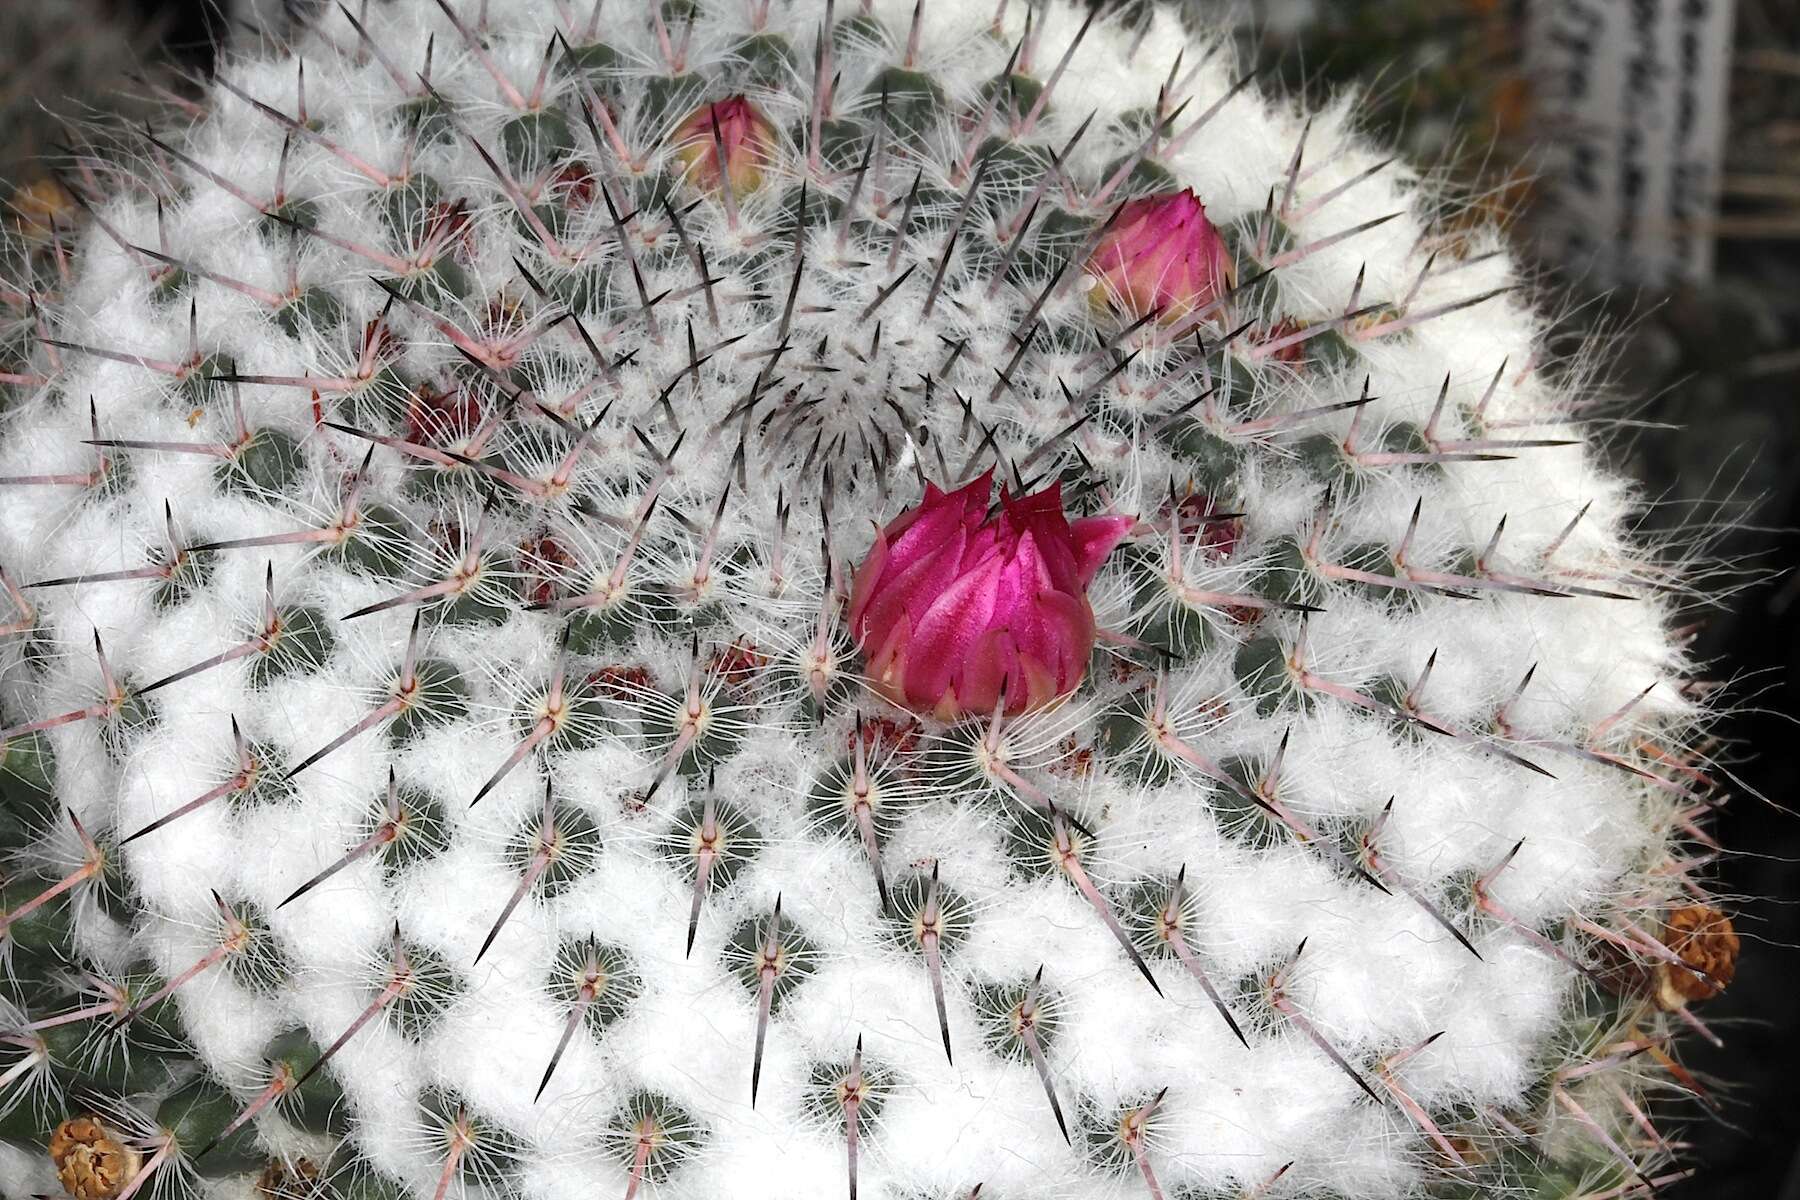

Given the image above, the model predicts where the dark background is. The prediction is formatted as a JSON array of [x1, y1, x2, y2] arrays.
[[33, 0, 1800, 1195]]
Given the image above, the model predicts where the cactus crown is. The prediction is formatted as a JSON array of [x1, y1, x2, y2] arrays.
[[0, 2, 1728, 1199]]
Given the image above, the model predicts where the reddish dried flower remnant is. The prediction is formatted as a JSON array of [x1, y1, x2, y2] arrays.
[[672, 95, 777, 199], [1654, 903, 1739, 1009], [1086, 188, 1233, 322], [519, 534, 575, 607], [404, 381, 482, 446], [849, 471, 1133, 720], [710, 638, 770, 690], [1168, 489, 1241, 562]]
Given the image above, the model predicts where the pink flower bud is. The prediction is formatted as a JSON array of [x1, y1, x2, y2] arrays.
[[849, 471, 1135, 721], [672, 95, 776, 199], [1086, 188, 1232, 321]]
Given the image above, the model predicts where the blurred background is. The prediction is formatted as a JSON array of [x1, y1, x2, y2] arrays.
[[3, 0, 1796, 1194]]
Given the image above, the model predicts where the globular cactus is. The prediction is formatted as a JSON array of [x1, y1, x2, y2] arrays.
[[0, 2, 1737, 1198]]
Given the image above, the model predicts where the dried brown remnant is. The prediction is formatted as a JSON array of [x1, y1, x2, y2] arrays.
[[549, 160, 599, 207], [851, 714, 922, 758], [1193, 693, 1232, 725], [404, 381, 483, 447], [1254, 318, 1311, 367], [619, 786, 654, 816], [11, 176, 75, 240], [48, 1116, 140, 1200], [586, 663, 655, 700], [708, 639, 769, 690], [357, 313, 402, 366], [1654, 903, 1740, 1009], [1438, 1133, 1492, 1169], [1108, 656, 1151, 686], [518, 534, 575, 606], [256, 1157, 326, 1200], [1168, 490, 1243, 563], [1046, 734, 1094, 779]]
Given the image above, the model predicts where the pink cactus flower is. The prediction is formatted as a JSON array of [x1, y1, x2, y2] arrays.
[[672, 95, 777, 199], [1086, 188, 1233, 321], [849, 471, 1135, 720]]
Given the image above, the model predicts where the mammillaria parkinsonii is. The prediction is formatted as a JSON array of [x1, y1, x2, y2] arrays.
[[0, 2, 1735, 1198]]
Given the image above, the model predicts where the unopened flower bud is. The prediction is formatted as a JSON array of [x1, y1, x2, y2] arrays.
[[672, 95, 777, 199], [849, 471, 1133, 720], [1086, 188, 1232, 322]]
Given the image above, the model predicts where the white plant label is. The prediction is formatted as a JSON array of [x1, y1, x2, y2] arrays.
[[1525, 0, 1735, 287]]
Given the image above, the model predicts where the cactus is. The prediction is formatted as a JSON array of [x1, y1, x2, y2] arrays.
[[0, 2, 1733, 1198]]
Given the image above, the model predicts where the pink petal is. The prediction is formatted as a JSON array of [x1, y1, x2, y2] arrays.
[[1000, 481, 1067, 525], [905, 555, 1005, 706], [1068, 514, 1135, 587], [1088, 189, 1227, 318], [858, 525, 968, 644], [873, 472, 990, 583], [1006, 587, 1095, 690], [882, 489, 977, 578], [987, 530, 1055, 626], [1021, 516, 1081, 594], [1015, 649, 1063, 711], [851, 469, 1121, 719], [939, 468, 996, 527], [864, 612, 912, 703], [847, 528, 891, 633], [959, 521, 1004, 574], [955, 628, 1019, 716]]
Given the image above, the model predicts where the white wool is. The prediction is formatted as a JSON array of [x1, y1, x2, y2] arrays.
[[0, 1, 1705, 1198]]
